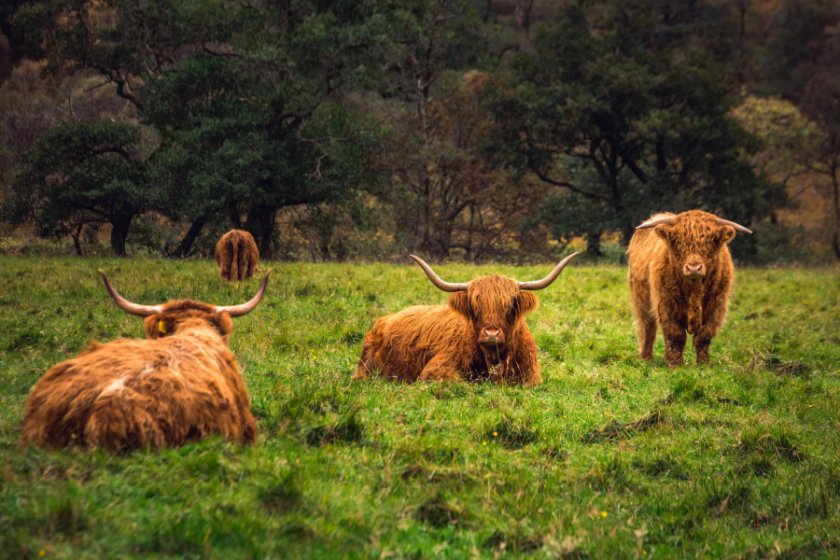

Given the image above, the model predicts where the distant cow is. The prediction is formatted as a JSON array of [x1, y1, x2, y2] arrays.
[[20, 271, 270, 451], [628, 210, 752, 366], [354, 253, 579, 385], [215, 229, 259, 281]]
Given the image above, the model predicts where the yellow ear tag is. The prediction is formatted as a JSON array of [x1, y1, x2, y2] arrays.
[[157, 319, 167, 335], [723, 231, 732, 241]]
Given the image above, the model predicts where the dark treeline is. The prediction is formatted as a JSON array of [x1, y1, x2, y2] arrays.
[[0, 0, 838, 262]]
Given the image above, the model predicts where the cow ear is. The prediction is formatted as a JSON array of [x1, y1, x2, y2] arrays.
[[517, 292, 538, 314], [215, 311, 234, 336], [718, 225, 736, 245], [142, 315, 166, 339], [655, 225, 674, 245], [448, 291, 471, 317]]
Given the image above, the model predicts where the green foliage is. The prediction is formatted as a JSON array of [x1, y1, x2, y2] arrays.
[[492, 0, 785, 250], [11, 0, 389, 256], [0, 257, 838, 557], [4, 121, 149, 255]]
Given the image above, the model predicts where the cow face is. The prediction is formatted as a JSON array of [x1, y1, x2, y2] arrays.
[[653, 212, 738, 279], [448, 277, 538, 365]]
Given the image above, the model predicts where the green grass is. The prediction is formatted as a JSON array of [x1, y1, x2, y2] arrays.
[[1, 257, 838, 559]]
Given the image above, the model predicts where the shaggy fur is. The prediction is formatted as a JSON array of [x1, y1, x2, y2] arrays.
[[21, 301, 257, 451], [628, 210, 738, 366], [215, 229, 259, 281], [354, 276, 542, 385]]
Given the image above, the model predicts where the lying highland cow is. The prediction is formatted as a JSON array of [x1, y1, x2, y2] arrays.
[[20, 271, 270, 451], [628, 210, 752, 366], [215, 229, 259, 281], [354, 253, 579, 385]]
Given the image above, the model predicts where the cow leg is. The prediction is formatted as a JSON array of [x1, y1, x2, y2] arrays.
[[505, 332, 541, 386], [662, 327, 686, 368], [693, 332, 712, 365], [656, 294, 687, 367], [629, 274, 656, 360], [352, 326, 382, 380], [694, 291, 728, 365], [637, 315, 657, 361], [353, 347, 374, 379], [418, 356, 461, 382]]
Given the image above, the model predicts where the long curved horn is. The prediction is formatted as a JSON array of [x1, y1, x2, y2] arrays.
[[636, 216, 677, 230], [216, 270, 271, 317], [517, 252, 580, 291], [409, 255, 468, 292], [716, 218, 753, 235], [99, 270, 162, 317]]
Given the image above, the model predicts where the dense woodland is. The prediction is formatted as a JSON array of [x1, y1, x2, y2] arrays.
[[0, 0, 838, 263]]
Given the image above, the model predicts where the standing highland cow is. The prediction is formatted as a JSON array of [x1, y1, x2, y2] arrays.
[[215, 229, 259, 281], [20, 271, 270, 451], [354, 253, 579, 385], [628, 210, 752, 366]]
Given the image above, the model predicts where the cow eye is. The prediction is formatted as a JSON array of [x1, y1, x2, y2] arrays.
[[507, 303, 519, 323]]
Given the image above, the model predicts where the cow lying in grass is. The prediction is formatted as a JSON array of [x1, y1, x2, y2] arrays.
[[20, 271, 270, 451], [216, 229, 259, 281], [628, 210, 752, 366], [354, 253, 579, 385]]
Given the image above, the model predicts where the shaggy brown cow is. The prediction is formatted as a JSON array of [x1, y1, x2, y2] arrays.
[[215, 229, 259, 281], [20, 271, 270, 451], [354, 253, 579, 385], [628, 210, 752, 366]]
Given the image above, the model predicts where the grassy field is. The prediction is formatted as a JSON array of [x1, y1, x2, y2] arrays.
[[0, 257, 838, 559]]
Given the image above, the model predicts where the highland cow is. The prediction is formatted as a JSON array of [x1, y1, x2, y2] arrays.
[[354, 253, 579, 385], [20, 271, 270, 451], [215, 229, 259, 281], [628, 210, 752, 367]]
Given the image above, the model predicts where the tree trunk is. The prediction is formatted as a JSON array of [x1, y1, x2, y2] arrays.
[[172, 214, 208, 257], [832, 163, 840, 260], [246, 202, 277, 257], [110, 212, 133, 257], [227, 198, 243, 229], [71, 223, 84, 256], [585, 231, 602, 258]]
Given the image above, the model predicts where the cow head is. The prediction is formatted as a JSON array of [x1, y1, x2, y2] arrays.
[[410, 253, 579, 373], [636, 210, 752, 279], [98, 270, 270, 341]]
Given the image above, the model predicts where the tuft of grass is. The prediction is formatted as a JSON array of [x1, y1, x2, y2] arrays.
[[582, 409, 666, 443], [304, 410, 364, 446], [749, 351, 812, 377], [414, 491, 469, 528], [259, 472, 302, 514], [483, 414, 539, 449], [734, 427, 805, 463]]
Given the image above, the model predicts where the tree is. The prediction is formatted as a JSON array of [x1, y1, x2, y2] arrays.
[[7, 121, 149, 255], [761, 0, 840, 259], [375, 0, 487, 258], [13, 0, 386, 256], [491, 1, 784, 256]]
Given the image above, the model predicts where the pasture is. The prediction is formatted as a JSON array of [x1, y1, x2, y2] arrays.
[[0, 257, 838, 559]]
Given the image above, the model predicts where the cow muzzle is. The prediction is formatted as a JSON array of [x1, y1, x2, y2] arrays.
[[479, 326, 505, 347], [683, 261, 706, 278]]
